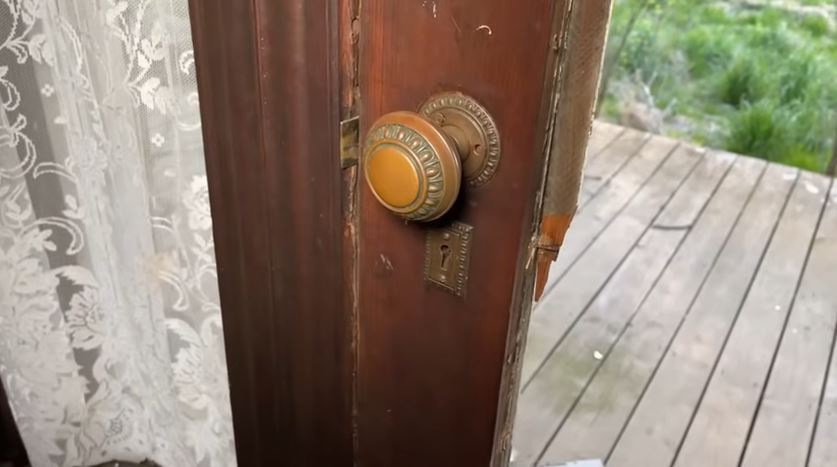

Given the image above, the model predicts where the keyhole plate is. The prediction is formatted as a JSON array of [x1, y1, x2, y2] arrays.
[[424, 221, 474, 297]]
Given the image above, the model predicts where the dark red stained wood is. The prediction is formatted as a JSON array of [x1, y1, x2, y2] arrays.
[[188, 1, 353, 465], [356, 1, 563, 465]]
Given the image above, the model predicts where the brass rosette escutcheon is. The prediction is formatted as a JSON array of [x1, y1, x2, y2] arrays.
[[419, 92, 501, 188]]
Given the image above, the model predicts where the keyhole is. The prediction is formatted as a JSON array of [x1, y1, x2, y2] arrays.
[[440, 244, 452, 271]]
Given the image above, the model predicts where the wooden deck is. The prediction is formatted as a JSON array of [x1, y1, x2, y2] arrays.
[[512, 121, 837, 467]]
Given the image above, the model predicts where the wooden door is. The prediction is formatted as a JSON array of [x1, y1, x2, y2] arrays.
[[356, 2, 569, 466], [188, 0, 611, 465]]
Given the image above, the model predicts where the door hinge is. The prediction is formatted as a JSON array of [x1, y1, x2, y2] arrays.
[[340, 116, 360, 168]]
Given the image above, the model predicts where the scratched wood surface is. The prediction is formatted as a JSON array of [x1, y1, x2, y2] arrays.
[[513, 122, 837, 467]]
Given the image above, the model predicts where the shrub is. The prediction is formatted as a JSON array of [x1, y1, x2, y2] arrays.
[[745, 24, 800, 55], [724, 101, 792, 161], [723, 101, 826, 172], [716, 58, 769, 108], [778, 52, 820, 104], [683, 27, 735, 78], [800, 14, 830, 37], [782, 147, 824, 173], [618, 16, 670, 81]]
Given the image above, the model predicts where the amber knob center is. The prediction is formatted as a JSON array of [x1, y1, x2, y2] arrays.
[[366, 145, 422, 208], [364, 111, 462, 222]]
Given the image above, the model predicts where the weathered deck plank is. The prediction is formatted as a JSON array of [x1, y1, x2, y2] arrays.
[[808, 184, 837, 467], [515, 123, 837, 467], [672, 171, 829, 467], [585, 120, 626, 162], [605, 162, 796, 467], [741, 177, 836, 467], [514, 149, 734, 466], [541, 135, 679, 296], [540, 155, 766, 465], [521, 144, 701, 387], [579, 128, 650, 205]]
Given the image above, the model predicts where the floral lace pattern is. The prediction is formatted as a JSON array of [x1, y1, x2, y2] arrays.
[[0, 1, 235, 465]]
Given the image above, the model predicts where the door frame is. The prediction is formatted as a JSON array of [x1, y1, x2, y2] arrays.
[[187, 1, 355, 464], [187, 0, 609, 465]]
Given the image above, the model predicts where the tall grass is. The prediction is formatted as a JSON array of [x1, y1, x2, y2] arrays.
[[600, 0, 837, 173], [725, 102, 792, 161], [716, 57, 769, 107]]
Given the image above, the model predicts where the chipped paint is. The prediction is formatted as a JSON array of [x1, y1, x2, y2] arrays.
[[476, 24, 493, 35], [379, 253, 394, 271], [421, 0, 438, 18]]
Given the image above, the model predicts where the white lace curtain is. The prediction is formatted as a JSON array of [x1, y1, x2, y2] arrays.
[[0, 0, 235, 465]]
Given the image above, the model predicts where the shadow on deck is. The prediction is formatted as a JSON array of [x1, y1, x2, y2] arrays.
[[513, 121, 837, 467]]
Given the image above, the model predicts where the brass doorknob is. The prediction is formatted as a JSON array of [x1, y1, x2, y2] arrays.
[[363, 92, 500, 222]]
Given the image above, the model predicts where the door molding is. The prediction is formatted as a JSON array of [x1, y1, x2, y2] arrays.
[[187, 1, 354, 464]]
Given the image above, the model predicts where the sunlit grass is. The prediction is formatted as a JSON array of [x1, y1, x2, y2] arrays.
[[600, 0, 837, 172]]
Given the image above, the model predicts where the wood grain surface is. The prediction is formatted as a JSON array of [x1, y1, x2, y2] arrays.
[[188, 1, 354, 465], [356, 1, 566, 465]]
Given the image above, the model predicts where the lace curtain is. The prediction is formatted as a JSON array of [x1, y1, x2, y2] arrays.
[[0, 0, 235, 465]]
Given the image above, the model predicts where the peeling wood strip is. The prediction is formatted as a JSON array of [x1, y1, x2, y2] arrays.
[[487, 0, 614, 464], [489, 1, 575, 465], [533, 0, 615, 301], [338, 0, 361, 464]]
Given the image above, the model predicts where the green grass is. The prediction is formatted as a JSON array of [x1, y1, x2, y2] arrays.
[[801, 14, 830, 36], [600, 0, 837, 173], [725, 101, 792, 160], [716, 57, 770, 107]]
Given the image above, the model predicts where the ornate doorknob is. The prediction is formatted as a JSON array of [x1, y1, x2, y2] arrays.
[[363, 92, 500, 222]]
